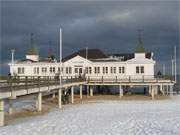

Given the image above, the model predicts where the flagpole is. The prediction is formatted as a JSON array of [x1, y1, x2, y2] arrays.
[[59, 27, 62, 86], [59, 27, 62, 109], [174, 46, 177, 83]]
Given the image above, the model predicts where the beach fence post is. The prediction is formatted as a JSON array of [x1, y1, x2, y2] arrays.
[[58, 88, 62, 109], [119, 85, 123, 98], [38, 92, 42, 112], [90, 86, 93, 96], [0, 100, 5, 126], [80, 85, 83, 99], [71, 86, 74, 104]]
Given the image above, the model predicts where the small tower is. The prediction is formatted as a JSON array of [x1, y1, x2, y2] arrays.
[[26, 33, 39, 61], [135, 30, 146, 59]]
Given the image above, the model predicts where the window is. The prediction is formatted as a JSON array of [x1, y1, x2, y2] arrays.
[[97, 67, 100, 74], [34, 67, 36, 74], [69, 67, 72, 74], [119, 67, 121, 73], [79, 68, 82, 74], [89, 67, 92, 74], [66, 67, 69, 74], [136, 66, 139, 74], [50, 67, 53, 73], [75, 68, 78, 73], [22, 68, 24, 74], [122, 67, 125, 73], [113, 67, 116, 74], [42, 67, 47, 73], [141, 66, 144, 73], [18, 67, 21, 74], [105, 67, 108, 74], [136, 66, 144, 74], [58, 67, 60, 73], [34, 67, 39, 74], [18, 67, 25, 74], [37, 67, 39, 74], [94, 67, 97, 74], [103, 67, 105, 74], [52, 67, 55, 73], [110, 67, 113, 73], [85, 67, 88, 74]]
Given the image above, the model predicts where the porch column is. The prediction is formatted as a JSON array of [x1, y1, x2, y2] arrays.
[[0, 100, 5, 126], [119, 85, 123, 98], [151, 85, 155, 100], [9, 99, 13, 115], [58, 88, 62, 109], [80, 85, 83, 99], [71, 86, 74, 104], [90, 86, 93, 96], [38, 92, 42, 112]]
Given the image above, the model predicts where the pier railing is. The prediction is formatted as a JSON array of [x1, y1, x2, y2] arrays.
[[0, 75, 174, 92], [0, 76, 86, 92], [86, 75, 174, 83]]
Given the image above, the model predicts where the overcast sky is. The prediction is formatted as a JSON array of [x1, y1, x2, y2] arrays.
[[0, 0, 179, 75]]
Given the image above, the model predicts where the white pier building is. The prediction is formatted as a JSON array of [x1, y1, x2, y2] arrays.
[[9, 44, 156, 81]]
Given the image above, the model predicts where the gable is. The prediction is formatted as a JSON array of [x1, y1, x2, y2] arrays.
[[63, 55, 92, 64]]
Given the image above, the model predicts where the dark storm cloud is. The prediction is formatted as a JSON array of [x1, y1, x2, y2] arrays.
[[1, 0, 179, 75]]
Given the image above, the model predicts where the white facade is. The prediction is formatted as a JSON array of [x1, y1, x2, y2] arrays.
[[9, 51, 155, 79]]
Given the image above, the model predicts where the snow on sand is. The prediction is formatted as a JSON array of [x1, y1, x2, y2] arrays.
[[1, 96, 180, 135]]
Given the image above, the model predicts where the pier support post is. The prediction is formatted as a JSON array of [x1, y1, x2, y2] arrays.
[[170, 85, 173, 97], [163, 85, 167, 95], [52, 93, 56, 99], [71, 86, 74, 104], [166, 85, 169, 95], [9, 99, 13, 115], [0, 100, 5, 126], [148, 85, 152, 95], [58, 88, 62, 109], [80, 85, 83, 99], [151, 85, 155, 100], [160, 85, 165, 95], [155, 85, 158, 95], [38, 92, 42, 112], [87, 85, 89, 97], [90, 86, 93, 96], [119, 85, 123, 98]]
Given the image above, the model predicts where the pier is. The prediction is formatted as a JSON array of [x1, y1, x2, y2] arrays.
[[0, 75, 175, 126]]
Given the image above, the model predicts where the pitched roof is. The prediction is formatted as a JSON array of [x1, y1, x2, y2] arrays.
[[62, 49, 108, 62]]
